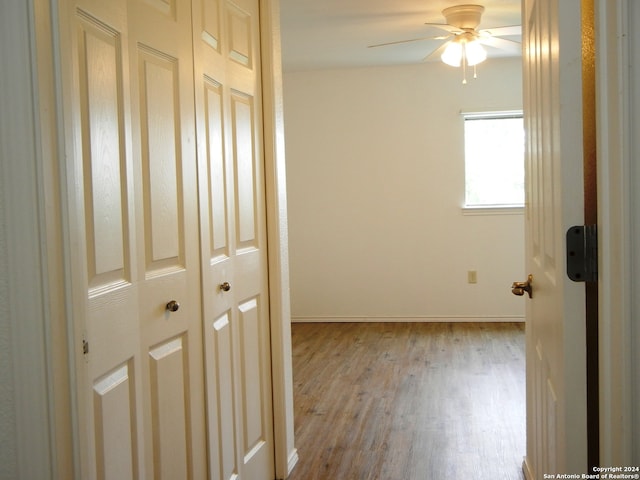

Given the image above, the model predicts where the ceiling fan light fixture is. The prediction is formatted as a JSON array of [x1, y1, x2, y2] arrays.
[[441, 34, 487, 84], [441, 40, 463, 67], [465, 39, 487, 66], [441, 36, 486, 68], [367, 3, 519, 84]]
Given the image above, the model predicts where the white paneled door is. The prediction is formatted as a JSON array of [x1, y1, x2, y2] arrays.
[[59, 0, 273, 478], [192, 0, 275, 478], [522, 0, 588, 476]]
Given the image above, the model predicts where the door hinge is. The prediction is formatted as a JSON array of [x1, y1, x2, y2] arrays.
[[566, 225, 598, 282], [82, 337, 89, 356]]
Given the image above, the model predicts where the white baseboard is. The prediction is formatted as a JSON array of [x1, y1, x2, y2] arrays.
[[522, 457, 533, 480], [286, 448, 299, 478], [291, 315, 525, 323]]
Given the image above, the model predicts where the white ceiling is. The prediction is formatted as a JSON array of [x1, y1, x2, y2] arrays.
[[279, 0, 522, 72]]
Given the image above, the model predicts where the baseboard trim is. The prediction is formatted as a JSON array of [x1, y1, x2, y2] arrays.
[[522, 457, 533, 480], [285, 448, 299, 479], [291, 315, 525, 323]]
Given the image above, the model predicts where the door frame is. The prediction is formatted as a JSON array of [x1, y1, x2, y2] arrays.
[[11, 0, 639, 476], [0, 0, 65, 477], [596, 0, 639, 466], [3, 0, 297, 478]]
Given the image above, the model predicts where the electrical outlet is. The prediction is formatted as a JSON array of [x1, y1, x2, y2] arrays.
[[468, 270, 478, 284]]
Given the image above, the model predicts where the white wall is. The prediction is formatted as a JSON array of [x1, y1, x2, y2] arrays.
[[283, 58, 525, 321], [1, 1, 55, 477]]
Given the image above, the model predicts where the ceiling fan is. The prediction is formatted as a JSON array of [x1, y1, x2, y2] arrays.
[[368, 4, 521, 82]]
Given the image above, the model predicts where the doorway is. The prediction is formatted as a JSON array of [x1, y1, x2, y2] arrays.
[[280, 51, 526, 477]]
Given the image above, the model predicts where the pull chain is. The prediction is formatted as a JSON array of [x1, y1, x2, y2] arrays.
[[462, 44, 468, 84]]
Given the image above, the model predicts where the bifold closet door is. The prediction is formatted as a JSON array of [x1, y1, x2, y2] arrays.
[[61, 0, 206, 477], [192, 0, 276, 478]]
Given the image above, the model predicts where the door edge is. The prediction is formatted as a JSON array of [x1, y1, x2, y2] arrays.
[[259, 0, 298, 478]]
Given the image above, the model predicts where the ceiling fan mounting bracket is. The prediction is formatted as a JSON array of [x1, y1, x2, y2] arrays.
[[441, 4, 485, 30]]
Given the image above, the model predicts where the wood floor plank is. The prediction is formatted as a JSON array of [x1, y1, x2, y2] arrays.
[[287, 322, 526, 480]]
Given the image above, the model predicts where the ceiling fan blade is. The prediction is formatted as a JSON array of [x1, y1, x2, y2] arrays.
[[479, 25, 522, 37], [368, 34, 452, 49], [424, 22, 464, 34], [479, 36, 522, 54], [422, 40, 450, 62]]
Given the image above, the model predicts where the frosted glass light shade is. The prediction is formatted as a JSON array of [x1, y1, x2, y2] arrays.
[[441, 38, 487, 67], [441, 41, 463, 67], [465, 40, 487, 66]]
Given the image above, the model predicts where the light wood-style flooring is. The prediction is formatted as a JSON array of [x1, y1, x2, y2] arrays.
[[287, 322, 525, 480]]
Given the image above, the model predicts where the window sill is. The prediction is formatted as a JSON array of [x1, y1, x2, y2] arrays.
[[462, 205, 524, 216]]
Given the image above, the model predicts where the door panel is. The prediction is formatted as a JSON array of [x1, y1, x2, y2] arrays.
[[144, 0, 177, 18], [148, 335, 191, 479], [63, 0, 273, 477], [92, 361, 137, 480], [211, 311, 240, 480], [523, 0, 587, 476], [67, 5, 143, 479], [238, 297, 267, 451], [138, 46, 184, 270], [62, 0, 207, 478], [193, 0, 275, 478], [127, 1, 207, 478], [78, 17, 130, 291], [203, 80, 230, 258], [232, 93, 258, 248], [200, 0, 222, 50], [227, 4, 253, 67]]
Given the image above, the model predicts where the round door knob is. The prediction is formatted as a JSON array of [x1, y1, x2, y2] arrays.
[[166, 300, 180, 312], [219, 282, 231, 292]]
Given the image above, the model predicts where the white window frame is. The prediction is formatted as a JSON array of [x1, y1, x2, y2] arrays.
[[461, 110, 525, 216]]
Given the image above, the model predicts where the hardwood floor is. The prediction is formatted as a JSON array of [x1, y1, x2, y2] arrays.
[[287, 322, 526, 480]]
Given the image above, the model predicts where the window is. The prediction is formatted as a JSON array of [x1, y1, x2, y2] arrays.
[[463, 111, 524, 213]]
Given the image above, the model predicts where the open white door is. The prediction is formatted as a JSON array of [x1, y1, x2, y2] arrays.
[[521, 0, 589, 476]]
